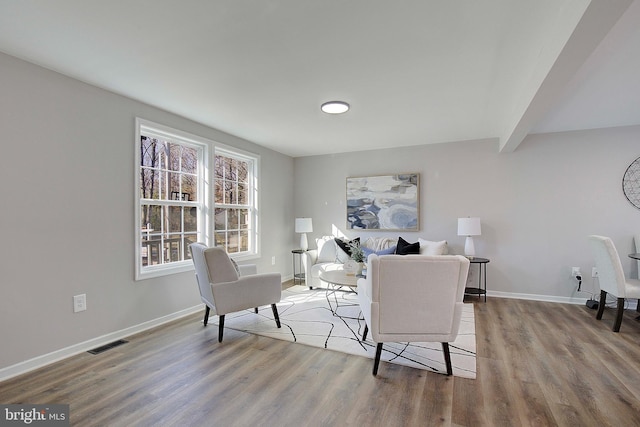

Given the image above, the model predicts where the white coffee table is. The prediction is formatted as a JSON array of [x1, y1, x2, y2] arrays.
[[319, 270, 360, 289]]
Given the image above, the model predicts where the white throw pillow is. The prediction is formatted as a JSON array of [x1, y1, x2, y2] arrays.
[[317, 236, 337, 262], [418, 239, 448, 255]]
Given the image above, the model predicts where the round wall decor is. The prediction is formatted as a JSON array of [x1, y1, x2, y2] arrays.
[[623, 156, 640, 210]]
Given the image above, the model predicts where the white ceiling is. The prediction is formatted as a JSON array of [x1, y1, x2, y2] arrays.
[[0, 0, 638, 157]]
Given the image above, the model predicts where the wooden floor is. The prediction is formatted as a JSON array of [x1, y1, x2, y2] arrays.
[[2, 292, 640, 426]]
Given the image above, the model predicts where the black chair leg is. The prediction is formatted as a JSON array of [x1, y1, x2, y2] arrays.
[[596, 290, 607, 320], [203, 306, 211, 326], [613, 297, 625, 332], [442, 342, 453, 376], [362, 324, 368, 341], [373, 343, 383, 376], [271, 304, 281, 328], [218, 315, 225, 342], [255, 307, 258, 313]]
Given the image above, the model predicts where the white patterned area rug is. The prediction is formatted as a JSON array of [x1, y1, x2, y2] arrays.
[[211, 285, 476, 379]]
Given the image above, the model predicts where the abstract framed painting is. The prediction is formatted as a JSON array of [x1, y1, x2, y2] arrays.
[[346, 173, 419, 230]]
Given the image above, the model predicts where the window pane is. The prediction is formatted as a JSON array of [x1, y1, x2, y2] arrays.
[[168, 172, 180, 199], [141, 137, 160, 168], [183, 235, 196, 259], [239, 208, 249, 229], [140, 168, 160, 199], [225, 182, 237, 205], [237, 159, 248, 182], [185, 207, 197, 232], [214, 181, 223, 204], [215, 231, 227, 250], [165, 238, 181, 262], [144, 205, 163, 231], [228, 209, 239, 229], [237, 184, 247, 205], [182, 175, 196, 202], [227, 231, 239, 253], [214, 208, 226, 230], [182, 146, 198, 174], [159, 170, 168, 200], [167, 143, 181, 171], [168, 206, 182, 233], [239, 230, 249, 252]]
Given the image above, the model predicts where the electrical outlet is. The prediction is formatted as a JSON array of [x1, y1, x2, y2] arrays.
[[571, 267, 581, 277], [271, 256, 276, 265], [73, 294, 87, 313], [592, 267, 598, 278]]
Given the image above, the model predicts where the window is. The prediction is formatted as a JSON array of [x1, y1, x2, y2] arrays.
[[135, 119, 207, 280], [213, 148, 258, 259], [135, 119, 259, 280]]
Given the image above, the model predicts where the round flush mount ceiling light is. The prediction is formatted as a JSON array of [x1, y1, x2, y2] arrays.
[[321, 101, 350, 114]]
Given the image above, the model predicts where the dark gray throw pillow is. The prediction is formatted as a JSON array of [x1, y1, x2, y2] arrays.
[[395, 237, 420, 255]]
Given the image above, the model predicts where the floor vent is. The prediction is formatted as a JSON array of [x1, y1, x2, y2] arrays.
[[88, 339, 128, 355]]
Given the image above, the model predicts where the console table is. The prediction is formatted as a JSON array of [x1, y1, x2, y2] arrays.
[[464, 257, 489, 302]]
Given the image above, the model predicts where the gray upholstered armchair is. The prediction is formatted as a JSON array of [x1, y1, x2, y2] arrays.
[[357, 254, 470, 375], [189, 243, 282, 342]]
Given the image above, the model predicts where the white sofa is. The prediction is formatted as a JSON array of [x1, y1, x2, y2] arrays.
[[301, 236, 448, 289]]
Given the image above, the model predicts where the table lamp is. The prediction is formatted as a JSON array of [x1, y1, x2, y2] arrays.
[[295, 218, 313, 250], [458, 217, 481, 258]]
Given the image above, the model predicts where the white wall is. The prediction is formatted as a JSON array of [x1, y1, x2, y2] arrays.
[[0, 52, 294, 373], [294, 126, 640, 301]]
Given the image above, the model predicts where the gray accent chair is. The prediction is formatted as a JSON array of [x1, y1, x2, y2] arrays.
[[189, 243, 282, 342], [357, 254, 470, 376], [588, 235, 640, 332]]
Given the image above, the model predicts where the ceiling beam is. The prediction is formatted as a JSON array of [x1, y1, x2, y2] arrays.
[[499, 0, 634, 153]]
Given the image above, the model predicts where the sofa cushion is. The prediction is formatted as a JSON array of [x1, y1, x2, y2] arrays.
[[311, 262, 344, 279], [418, 239, 448, 255], [317, 236, 337, 262], [362, 245, 397, 258], [395, 237, 420, 255], [362, 237, 397, 252], [334, 237, 360, 263]]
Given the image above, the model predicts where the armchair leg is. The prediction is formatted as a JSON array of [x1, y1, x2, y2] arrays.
[[203, 306, 211, 326], [362, 324, 369, 341], [373, 343, 383, 376], [271, 304, 281, 328], [596, 290, 607, 320], [613, 297, 625, 332], [442, 342, 453, 376], [218, 315, 225, 342]]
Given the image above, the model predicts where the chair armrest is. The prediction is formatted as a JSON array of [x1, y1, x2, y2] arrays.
[[357, 275, 372, 301], [238, 264, 257, 276], [302, 250, 318, 282], [302, 250, 318, 265], [211, 273, 282, 315]]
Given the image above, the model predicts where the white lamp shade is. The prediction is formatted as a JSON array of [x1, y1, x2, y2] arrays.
[[457, 217, 481, 236], [295, 218, 313, 233], [295, 217, 313, 250]]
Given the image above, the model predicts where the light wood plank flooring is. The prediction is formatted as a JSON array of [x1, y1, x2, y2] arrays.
[[2, 293, 640, 426]]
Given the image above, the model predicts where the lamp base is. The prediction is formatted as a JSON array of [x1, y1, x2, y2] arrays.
[[300, 233, 308, 251], [464, 236, 476, 259]]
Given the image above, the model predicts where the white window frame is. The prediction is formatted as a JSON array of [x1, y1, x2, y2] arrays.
[[135, 118, 209, 280], [213, 145, 260, 262]]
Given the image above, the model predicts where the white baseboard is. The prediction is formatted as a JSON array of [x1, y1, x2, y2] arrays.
[[0, 305, 203, 382], [487, 290, 639, 310], [487, 290, 588, 305]]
